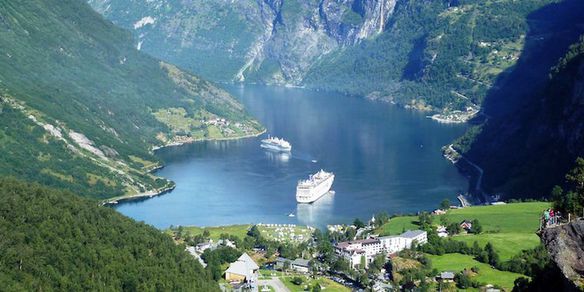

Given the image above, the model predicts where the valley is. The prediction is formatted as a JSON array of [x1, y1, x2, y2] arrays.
[[1, 0, 584, 291]]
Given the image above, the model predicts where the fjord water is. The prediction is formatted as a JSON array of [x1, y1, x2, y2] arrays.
[[115, 86, 468, 229]]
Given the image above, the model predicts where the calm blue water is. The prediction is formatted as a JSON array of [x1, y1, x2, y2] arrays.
[[115, 86, 468, 229]]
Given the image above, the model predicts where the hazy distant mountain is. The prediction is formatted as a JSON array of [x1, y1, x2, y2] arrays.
[[88, 0, 555, 111]]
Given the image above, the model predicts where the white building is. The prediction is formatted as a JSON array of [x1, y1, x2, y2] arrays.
[[400, 230, 428, 246], [335, 230, 427, 269], [225, 253, 259, 291]]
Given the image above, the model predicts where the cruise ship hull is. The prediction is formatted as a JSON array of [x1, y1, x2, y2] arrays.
[[260, 143, 291, 152], [296, 174, 335, 204]]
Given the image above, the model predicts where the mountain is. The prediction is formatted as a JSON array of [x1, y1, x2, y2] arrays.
[[88, 0, 554, 112], [0, 178, 217, 291], [0, 0, 262, 199], [453, 0, 584, 198]]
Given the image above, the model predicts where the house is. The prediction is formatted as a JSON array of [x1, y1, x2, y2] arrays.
[[438, 271, 455, 282], [460, 220, 473, 231], [336, 230, 428, 269], [335, 238, 383, 269], [274, 257, 291, 270], [436, 225, 448, 238], [195, 240, 213, 252], [216, 239, 236, 249], [291, 258, 311, 273], [432, 209, 447, 215], [185, 246, 207, 268], [225, 253, 259, 285]]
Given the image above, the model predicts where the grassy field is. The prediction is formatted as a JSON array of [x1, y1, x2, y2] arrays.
[[172, 224, 252, 240], [258, 224, 313, 244], [376, 216, 419, 236], [428, 253, 527, 290], [281, 275, 350, 292], [376, 202, 549, 260], [441, 202, 549, 260], [168, 224, 312, 245]]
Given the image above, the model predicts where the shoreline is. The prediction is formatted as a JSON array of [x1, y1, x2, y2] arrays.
[[102, 184, 176, 206], [151, 128, 267, 152], [103, 129, 267, 206]]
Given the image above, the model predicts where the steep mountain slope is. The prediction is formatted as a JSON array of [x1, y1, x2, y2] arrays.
[[88, 0, 554, 112], [0, 178, 218, 291], [454, 0, 584, 198], [87, 0, 396, 83], [0, 0, 262, 199]]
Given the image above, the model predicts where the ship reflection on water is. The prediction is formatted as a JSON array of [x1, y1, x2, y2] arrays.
[[264, 150, 291, 163], [296, 192, 335, 228]]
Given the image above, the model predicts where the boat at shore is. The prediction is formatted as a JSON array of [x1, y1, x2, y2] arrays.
[[296, 170, 335, 203], [261, 136, 292, 152]]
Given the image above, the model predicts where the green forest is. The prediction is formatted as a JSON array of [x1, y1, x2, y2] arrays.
[[304, 0, 555, 111], [0, 178, 217, 291], [0, 0, 261, 199]]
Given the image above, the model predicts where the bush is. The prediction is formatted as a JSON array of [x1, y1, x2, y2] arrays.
[[292, 277, 303, 285]]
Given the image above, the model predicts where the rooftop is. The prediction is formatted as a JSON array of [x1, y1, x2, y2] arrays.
[[238, 253, 259, 270], [401, 230, 426, 238], [225, 252, 259, 278], [440, 271, 455, 279], [292, 258, 310, 267]]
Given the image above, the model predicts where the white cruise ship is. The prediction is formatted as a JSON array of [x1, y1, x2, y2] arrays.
[[260, 136, 291, 152], [296, 170, 335, 203]]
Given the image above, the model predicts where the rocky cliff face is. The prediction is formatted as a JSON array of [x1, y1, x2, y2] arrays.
[[541, 220, 584, 289], [87, 0, 396, 84], [457, 1, 584, 198]]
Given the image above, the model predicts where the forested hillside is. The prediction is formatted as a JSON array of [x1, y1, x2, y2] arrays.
[[304, 0, 554, 110], [88, 0, 556, 112], [0, 0, 261, 199], [454, 0, 584, 198], [0, 178, 218, 291]]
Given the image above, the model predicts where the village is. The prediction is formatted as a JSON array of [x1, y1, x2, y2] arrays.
[[166, 198, 510, 292]]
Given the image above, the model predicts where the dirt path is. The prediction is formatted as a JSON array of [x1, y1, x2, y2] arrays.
[[258, 278, 290, 292]]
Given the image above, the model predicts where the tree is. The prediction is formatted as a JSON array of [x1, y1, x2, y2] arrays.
[[353, 218, 366, 229], [203, 229, 211, 238], [447, 222, 461, 235], [360, 255, 366, 270], [375, 212, 390, 227], [471, 241, 482, 256], [440, 214, 449, 226], [455, 272, 472, 289], [485, 242, 500, 267], [418, 212, 433, 230], [282, 260, 291, 273], [247, 225, 261, 239], [369, 254, 387, 273], [440, 199, 451, 210], [553, 157, 584, 215], [332, 258, 350, 273], [470, 219, 482, 234]]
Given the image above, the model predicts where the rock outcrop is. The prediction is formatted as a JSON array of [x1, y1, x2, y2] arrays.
[[541, 220, 584, 290], [87, 0, 397, 84]]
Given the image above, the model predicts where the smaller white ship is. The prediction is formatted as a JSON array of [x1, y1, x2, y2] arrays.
[[261, 136, 292, 152], [296, 170, 335, 203]]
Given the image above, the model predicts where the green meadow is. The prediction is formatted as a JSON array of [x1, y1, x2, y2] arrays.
[[428, 253, 527, 290]]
